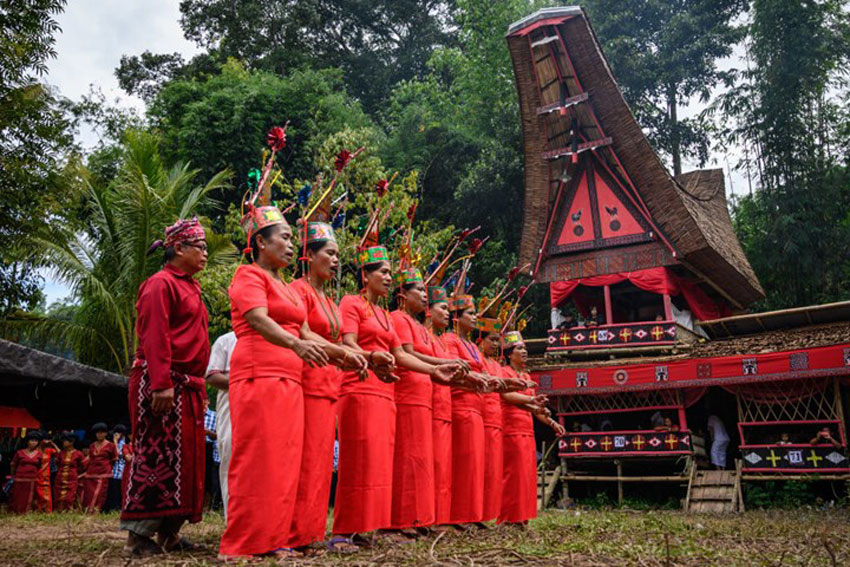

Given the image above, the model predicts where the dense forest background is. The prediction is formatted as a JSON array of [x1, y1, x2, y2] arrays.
[[2, 0, 849, 372]]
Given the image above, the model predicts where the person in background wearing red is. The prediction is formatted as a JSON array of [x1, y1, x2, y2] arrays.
[[499, 331, 565, 526], [35, 433, 58, 512], [53, 433, 85, 511], [8, 431, 43, 513], [81, 423, 117, 513], [120, 217, 210, 557]]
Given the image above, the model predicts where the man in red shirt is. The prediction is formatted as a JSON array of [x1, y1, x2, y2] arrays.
[[120, 218, 210, 557]]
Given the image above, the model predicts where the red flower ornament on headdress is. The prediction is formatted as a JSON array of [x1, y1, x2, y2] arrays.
[[267, 126, 287, 151], [376, 178, 389, 197], [468, 238, 484, 255], [517, 285, 529, 300], [508, 266, 520, 282], [335, 149, 352, 172]]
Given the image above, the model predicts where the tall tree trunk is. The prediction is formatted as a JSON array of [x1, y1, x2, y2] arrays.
[[667, 86, 681, 176]]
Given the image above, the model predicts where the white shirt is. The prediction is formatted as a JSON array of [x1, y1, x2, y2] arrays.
[[707, 415, 729, 441], [206, 331, 237, 377]]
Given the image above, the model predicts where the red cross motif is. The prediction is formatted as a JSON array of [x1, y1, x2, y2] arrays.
[[651, 326, 664, 340], [664, 434, 679, 450], [570, 437, 583, 452], [632, 435, 645, 450], [619, 327, 632, 342], [600, 436, 613, 451]]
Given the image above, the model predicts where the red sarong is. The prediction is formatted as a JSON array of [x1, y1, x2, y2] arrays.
[[432, 417, 452, 524], [35, 447, 55, 512], [284, 394, 336, 548], [449, 409, 485, 523], [121, 361, 205, 523], [498, 434, 537, 524], [81, 475, 110, 513], [333, 391, 396, 535], [53, 450, 84, 511], [220, 377, 304, 557], [391, 403, 435, 529], [483, 422, 504, 521], [9, 477, 38, 513]]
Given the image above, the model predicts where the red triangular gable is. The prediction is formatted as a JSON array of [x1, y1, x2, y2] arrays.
[[556, 169, 594, 246], [594, 168, 645, 240], [547, 155, 653, 255]]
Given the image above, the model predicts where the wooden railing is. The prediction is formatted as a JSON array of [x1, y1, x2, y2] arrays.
[[546, 320, 677, 352]]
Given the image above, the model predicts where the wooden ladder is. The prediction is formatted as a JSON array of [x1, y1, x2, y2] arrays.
[[685, 460, 744, 513], [537, 465, 561, 510]]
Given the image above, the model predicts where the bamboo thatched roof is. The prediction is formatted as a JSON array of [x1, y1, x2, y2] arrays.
[[0, 339, 126, 388], [506, 7, 763, 308]]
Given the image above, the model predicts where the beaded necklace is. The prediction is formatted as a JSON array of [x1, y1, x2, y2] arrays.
[[362, 294, 391, 332], [404, 308, 431, 346], [260, 265, 302, 308], [459, 335, 481, 363], [306, 277, 340, 341]]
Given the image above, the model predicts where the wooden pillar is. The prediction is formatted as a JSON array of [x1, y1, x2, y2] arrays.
[[604, 285, 613, 325], [677, 391, 688, 431], [538, 442, 546, 511], [615, 459, 623, 506], [663, 293, 673, 321]]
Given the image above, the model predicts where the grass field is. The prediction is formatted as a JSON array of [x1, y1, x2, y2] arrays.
[[1, 508, 848, 566]]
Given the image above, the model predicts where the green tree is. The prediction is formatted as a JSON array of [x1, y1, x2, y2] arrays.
[[0, 0, 72, 313], [4, 131, 236, 372], [383, 1, 540, 301], [175, 0, 457, 114], [723, 0, 850, 309], [584, 0, 747, 175], [148, 61, 373, 220]]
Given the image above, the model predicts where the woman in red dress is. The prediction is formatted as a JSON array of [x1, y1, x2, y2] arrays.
[[81, 423, 117, 513], [35, 435, 58, 512], [219, 205, 363, 560], [390, 269, 479, 537], [53, 433, 85, 511], [427, 287, 455, 527], [8, 432, 42, 513], [499, 332, 564, 525], [443, 292, 508, 527], [332, 245, 458, 547], [478, 328, 506, 523], [284, 221, 365, 554]]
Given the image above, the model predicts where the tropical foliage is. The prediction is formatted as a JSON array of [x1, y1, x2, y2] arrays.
[[6, 131, 235, 372], [0, 0, 72, 313]]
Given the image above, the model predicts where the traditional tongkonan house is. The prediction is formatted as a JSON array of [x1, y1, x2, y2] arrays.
[[506, 7, 850, 512]]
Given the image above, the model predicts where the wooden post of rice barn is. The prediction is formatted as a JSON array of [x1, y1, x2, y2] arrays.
[[559, 396, 569, 504], [615, 459, 623, 506]]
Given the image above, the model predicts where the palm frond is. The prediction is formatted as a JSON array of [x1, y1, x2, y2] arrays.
[[179, 168, 233, 218]]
